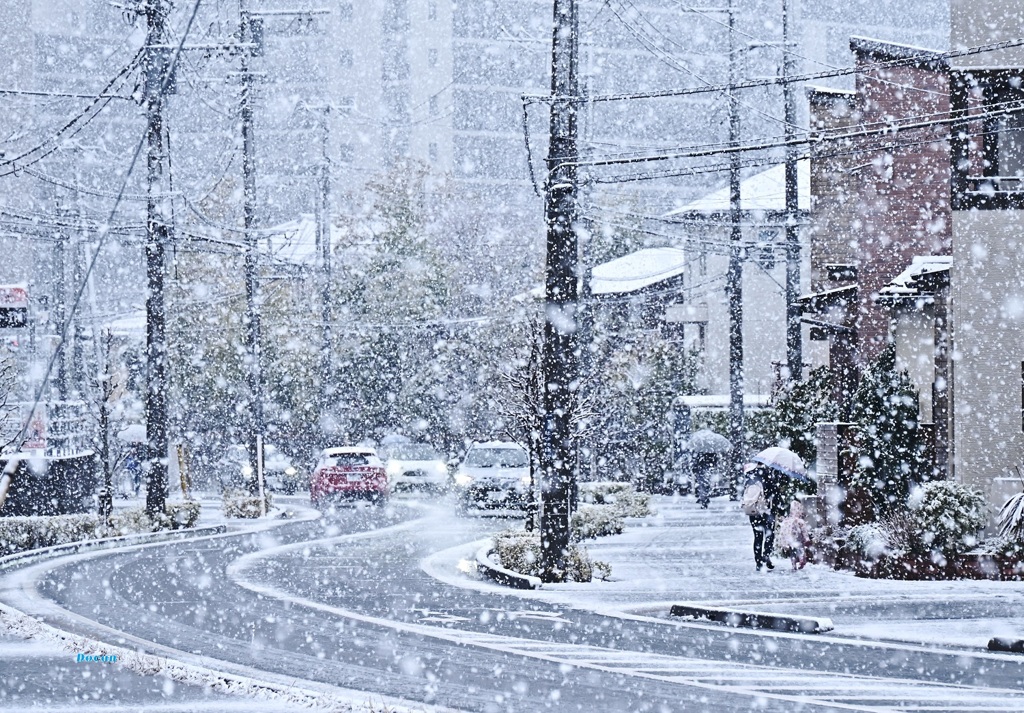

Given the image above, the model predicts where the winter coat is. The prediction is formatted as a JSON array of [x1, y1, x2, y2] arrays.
[[777, 500, 810, 551]]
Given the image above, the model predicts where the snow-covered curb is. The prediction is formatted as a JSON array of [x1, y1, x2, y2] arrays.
[[669, 603, 834, 634], [475, 543, 542, 590]]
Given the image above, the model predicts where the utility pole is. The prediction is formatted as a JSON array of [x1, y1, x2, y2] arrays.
[[726, 0, 745, 496], [783, 0, 802, 382], [143, 0, 172, 516], [315, 105, 333, 418], [539, 0, 580, 583], [240, 5, 265, 494]]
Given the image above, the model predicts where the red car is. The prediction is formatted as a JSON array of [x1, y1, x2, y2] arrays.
[[310, 447, 389, 507]]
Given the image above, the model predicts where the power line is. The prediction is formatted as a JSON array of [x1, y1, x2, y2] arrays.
[[529, 35, 1022, 105]]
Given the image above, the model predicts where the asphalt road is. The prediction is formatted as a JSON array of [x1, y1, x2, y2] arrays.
[[4, 497, 1024, 712]]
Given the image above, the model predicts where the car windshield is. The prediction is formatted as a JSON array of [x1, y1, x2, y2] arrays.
[[321, 453, 370, 467], [384, 444, 439, 461], [465, 447, 528, 468]]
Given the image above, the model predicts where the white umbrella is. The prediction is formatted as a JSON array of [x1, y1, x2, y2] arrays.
[[685, 429, 732, 454], [116, 424, 146, 444], [750, 446, 811, 483]]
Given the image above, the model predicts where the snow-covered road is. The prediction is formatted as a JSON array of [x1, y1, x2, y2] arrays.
[[3, 494, 1022, 711]]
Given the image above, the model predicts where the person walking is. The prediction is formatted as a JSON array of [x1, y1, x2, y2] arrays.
[[777, 499, 811, 570], [692, 452, 714, 509], [741, 464, 779, 570]]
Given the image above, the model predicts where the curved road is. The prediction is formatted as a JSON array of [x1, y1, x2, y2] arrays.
[[3, 497, 1023, 712]]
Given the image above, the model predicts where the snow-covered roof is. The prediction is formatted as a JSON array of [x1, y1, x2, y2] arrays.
[[676, 394, 771, 409], [664, 160, 810, 216], [878, 255, 952, 298], [259, 214, 349, 267], [591, 247, 687, 296], [323, 446, 377, 456]]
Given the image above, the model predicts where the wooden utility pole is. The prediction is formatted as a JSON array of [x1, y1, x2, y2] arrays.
[[783, 0, 802, 382], [315, 105, 333, 416], [240, 6, 265, 494], [143, 0, 172, 516], [539, 0, 580, 583], [726, 0, 745, 496]]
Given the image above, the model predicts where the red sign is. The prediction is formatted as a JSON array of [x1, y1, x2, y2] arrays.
[[0, 285, 28, 309]]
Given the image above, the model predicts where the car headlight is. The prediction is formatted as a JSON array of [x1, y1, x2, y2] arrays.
[[454, 473, 473, 487], [386, 462, 402, 477], [520, 474, 532, 486], [241, 465, 253, 476], [284, 467, 297, 476]]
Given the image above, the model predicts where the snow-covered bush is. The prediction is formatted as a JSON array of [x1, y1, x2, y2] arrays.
[[579, 481, 653, 517], [0, 501, 203, 557], [909, 480, 988, 557], [492, 529, 610, 582], [571, 505, 624, 540], [998, 491, 1024, 541], [0, 515, 98, 556], [845, 523, 892, 561], [223, 490, 272, 519]]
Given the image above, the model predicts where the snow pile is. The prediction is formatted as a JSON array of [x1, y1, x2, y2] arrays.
[[0, 501, 202, 556]]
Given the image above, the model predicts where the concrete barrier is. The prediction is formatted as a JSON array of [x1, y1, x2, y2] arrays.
[[988, 637, 1024, 654], [670, 603, 833, 634], [474, 544, 542, 590]]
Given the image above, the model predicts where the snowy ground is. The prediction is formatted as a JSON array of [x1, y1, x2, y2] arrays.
[[422, 495, 1024, 650]]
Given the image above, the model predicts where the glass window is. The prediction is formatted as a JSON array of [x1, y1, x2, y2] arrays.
[[465, 447, 528, 468]]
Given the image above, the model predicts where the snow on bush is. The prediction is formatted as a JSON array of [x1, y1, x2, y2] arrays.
[[571, 505, 624, 540], [0, 501, 203, 557], [909, 480, 988, 557], [492, 529, 611, 582], [845, 523, 892, 561], [579, 481, 653, 517], [998, 491, 1024, 541], [223, 489, 272, 519]]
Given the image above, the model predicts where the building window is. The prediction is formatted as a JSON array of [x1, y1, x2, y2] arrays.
[[428, 95, 439, 116], [428, 0, 437, 20], [428, 142, 439, 162], [338, 49, 353, 68], [755, 229, 777, 270], [337, 143, 354, 163], [952, 70, 1024, 209], [428, 48, 438, 67], [338, 2, 353, 21]]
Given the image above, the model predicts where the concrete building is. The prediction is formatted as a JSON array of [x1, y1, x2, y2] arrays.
[[948, 0, 1024, 511]]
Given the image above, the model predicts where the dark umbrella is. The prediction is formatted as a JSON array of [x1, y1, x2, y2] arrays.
[[685, 429, 732, 454]]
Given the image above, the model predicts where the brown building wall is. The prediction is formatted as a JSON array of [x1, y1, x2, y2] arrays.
[[809, 40, 951, 367]]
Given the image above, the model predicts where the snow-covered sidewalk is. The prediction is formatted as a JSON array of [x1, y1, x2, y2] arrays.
[[422, 495, 1024, 650]]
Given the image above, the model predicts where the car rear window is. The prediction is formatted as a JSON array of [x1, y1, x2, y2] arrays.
[[465, 447, 528, 468], [321, 454, 370, 467]]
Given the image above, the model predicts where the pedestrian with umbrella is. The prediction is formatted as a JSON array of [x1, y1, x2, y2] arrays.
[[685, 429, 731, 509], [741, 447, 810, 571]]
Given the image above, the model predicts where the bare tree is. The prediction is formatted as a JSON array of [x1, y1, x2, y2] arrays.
[[0, 354, 15, 453], [497, 318, 600, 530]]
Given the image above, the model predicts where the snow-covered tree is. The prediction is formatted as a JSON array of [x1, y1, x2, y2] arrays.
[[848, 344, 927, 516], [766, 366, 840, 465]]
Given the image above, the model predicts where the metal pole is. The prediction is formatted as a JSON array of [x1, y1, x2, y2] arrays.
[[783, 0, 802, 382], [539, 0, 580, 583], [726, 0, 745, 497], [144, 0, 171, 517], [240, 7, 265, 494]]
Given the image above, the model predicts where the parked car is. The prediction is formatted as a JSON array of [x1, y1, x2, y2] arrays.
[[380, 441, 448, 491], [453, 441, 531, 512], [310, 447, 389, 507], [217, 444, 302, 493]]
